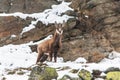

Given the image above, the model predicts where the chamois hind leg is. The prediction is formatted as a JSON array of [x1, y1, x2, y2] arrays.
[[54, 52, 57, 62], [39, 53, 48, 62], [49, 52, 53, 62], [36, 52, 43, 64]]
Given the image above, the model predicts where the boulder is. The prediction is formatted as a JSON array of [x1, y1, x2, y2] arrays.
[[105, 67, 120, 74], [92, 70, 102, 79], [28, 65, 58, 80], [78, 69, 92, 80], [106, 71, 120, 80], [59, 75, 79, 80], [69, 69, 79, 73]]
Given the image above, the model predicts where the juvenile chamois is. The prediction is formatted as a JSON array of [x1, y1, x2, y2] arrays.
[[36, 22, 65, 64]]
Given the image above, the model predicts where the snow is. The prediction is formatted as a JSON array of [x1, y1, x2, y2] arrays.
[[108, 51, 120, 59], [0, 42, 120, 80], [20, 20, 37, 35], [95, 78, 104, 80], [10, 35, 17, 39], [29, 35, 53, 45], [57, 0, 64, 2], [74, 57, 87, 63], [0, 44, 36, 71], [3, 74, 29, 80]]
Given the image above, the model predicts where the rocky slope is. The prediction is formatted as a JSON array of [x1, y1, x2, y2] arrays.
[[0, 0, 120, 62]]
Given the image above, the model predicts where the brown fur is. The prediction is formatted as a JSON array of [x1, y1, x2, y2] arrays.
[[36, 22, 65, 64]]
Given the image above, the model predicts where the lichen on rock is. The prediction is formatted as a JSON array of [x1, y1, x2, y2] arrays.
[[78, 69, 92, 80], [106, 71, 120, 80], [28, 65, 58, 80]]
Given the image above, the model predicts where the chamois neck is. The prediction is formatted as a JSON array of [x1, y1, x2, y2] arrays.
[[53, 32, 61, 44]]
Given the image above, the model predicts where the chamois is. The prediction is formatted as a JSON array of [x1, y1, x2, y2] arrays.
[[36, 22, 65, 64]]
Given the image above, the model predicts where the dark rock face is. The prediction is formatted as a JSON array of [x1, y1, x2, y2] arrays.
[[59, 0, 120, 62], [0, 0, 57, 13], [0, 16, 30, 46]]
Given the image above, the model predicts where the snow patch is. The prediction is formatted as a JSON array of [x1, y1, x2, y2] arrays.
[[108, 51, 120, 59], [0, 42, 120, 80], [74, 57, 87, 63], [10, 35, 16, 38]]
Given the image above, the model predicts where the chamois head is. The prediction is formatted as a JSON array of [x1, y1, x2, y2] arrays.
[[55, 21, 65, 35]]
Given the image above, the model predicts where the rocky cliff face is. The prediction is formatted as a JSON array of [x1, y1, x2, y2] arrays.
[[0, 0, 57, 13], [0, 0, 120, 62], [60, 0, 120, 62]]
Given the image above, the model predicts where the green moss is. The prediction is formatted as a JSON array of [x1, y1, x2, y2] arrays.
[[28, 66, 58, 80], [44, 67, 58, 80], [106, 71, 120, 80], [78, 69, 92, 80]]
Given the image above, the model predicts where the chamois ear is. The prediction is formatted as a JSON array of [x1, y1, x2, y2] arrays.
[[55, 21, 58, 28], [62, 20, 66, 27]]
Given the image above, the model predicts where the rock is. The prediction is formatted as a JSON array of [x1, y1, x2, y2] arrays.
[[88, 52, 106, 63], [104, 16, 119, 24], [60, 37, 107, 62], [105, 67, 120, 74], [16, 70, 25, 75], [1, 77, 6, 80], [92, 70, 102, 78], [0, 0, 10, 13], [59, 75, 79, 80], [7, 70, 16, 75], [70, 0, 83, 10], [58, 66, 70, 71], [59, 0, 120, 62], [59, 75, 72, 80], [0, 0, 57, 13], [106, 71, 120, 80], [29, 45, 37, 52], [78, 69, 92, 80], [0, 16, 32, 46], [28, 65, 58, 80], [64, 10, 76, 16], [87, 0, 112, 6], [69, 69, 79, 73], [0, 17, 54, 46]]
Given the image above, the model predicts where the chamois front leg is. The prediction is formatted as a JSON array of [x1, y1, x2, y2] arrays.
[[36, 52, 43, 64]]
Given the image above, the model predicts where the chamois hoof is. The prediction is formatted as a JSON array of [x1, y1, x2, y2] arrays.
[[36, 62, 48, 67], [36, 62, 43, 66]]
